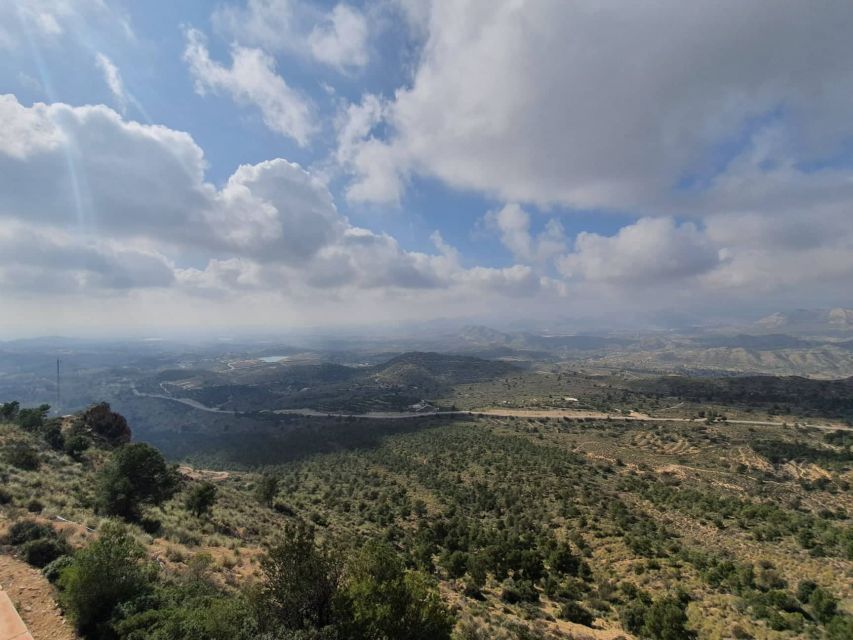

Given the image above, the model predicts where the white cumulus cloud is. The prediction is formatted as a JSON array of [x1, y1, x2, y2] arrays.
[[183, 28, 316, 145], [558, 218, 720, 285], [0, 94, 545, 316]]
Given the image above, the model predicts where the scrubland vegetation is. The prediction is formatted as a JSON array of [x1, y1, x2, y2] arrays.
[[1, 393, 851, 639]]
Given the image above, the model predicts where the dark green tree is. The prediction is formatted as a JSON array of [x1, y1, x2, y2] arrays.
[[342, 542, 453, 640], [0, 401, 20, 420], [17, 404, 50, 431], [257, 521, 341, 634], [548, 543, 581, 577], [641, 594, 695, 640], [82, 402, 131, 446], [64, 434, 91, 460], [96, 443, 178, 521], [43, 422, 65, 450], [808, 587, 838, 624], [559, 601, 594, 626], [185, 481, 218, 518], [59, 521, 154, 638], [255, 472, 280, 508]]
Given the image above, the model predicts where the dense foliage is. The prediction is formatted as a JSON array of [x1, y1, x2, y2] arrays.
[[95, 442, 179, 521]]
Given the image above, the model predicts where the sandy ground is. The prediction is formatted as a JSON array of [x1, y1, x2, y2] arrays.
[[0, 554, 74, 640]]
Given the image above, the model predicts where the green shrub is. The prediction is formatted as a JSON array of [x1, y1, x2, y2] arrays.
[[620, 599, 649, 635], [796, 579, 818, 602], [139, 516, 162, 535], [558, 601, 594, 626], [43, 423, 65, 450], [23, 537, 70, 568], [185, 481, 218, 517], [64, 434, 91, 460], [59, 520, 155, 637], [441, 550, 468, 579], [2, 443, 40, 470], [95, 443, 178, 521], [115, 586, 255, 640], [43, 555, 75, 583], [500, 578, 539, 604], [255, 473, 280, 508], [0, 401, 20, 420], [641, 594, 695, 640], [17, 405, 49, 431], [82, 403, 132, 446], [808, 587, 838, 624], [256, 521, 339, 633], [27, 499, 44, 513], [549, 544, 581, 577], [825, 615, 853, 640], [6, 519, 53, 545], [342, 541, 453, 640]]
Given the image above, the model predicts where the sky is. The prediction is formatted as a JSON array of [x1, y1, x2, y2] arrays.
[[1, 0, 852, 337]]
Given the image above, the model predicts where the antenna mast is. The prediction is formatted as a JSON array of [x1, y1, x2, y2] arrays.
[[56, 359, 61, 410]]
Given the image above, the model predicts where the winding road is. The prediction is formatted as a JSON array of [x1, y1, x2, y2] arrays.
[[128, 384, 850, 431]]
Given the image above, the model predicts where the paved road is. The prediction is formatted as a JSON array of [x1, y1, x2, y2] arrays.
[[128, 385, 851, 431], [130, 384, 236, 414]]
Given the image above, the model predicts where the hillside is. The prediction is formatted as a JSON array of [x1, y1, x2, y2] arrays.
[[138, 352, 519, 414], [630, 375, 853, 421], [2, 400, 852, 640], [372, 351, 519, 384]]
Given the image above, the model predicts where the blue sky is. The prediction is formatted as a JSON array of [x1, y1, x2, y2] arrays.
[[5, 0, 543, 266], [1, 1, 852, 336]]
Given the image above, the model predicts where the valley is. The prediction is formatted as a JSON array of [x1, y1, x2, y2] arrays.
[[1, 323, 852, 639]]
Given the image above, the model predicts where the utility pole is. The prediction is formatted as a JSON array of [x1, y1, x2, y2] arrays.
[[56, 359, 61, 411]]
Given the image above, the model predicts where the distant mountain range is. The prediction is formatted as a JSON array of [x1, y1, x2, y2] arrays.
[[754, 308, 853, 333], [458, 325, 630, 351], [451, 311, 853, 377]]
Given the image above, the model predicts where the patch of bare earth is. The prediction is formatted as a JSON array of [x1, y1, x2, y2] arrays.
[[0, 554, 75, 640], [177, 466, 230, 482], [781, 461, 832, 481]]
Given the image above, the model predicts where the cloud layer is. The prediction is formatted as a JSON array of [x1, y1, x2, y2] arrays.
[[2, 1, 852, 333], [340, 1, 853, 212], [0, 94, 545, 314]]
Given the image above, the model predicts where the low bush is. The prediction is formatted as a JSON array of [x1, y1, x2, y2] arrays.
[[23, 537, 70, 568], [558, 601, 594, 626], [2, 443, 40, 470], [5, 520, 53, 545], [43, 555, 75, 583]]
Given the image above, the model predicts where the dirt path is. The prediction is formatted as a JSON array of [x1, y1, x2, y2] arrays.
[[0, 555, 75, 640], [177, 465, 230, 482]]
